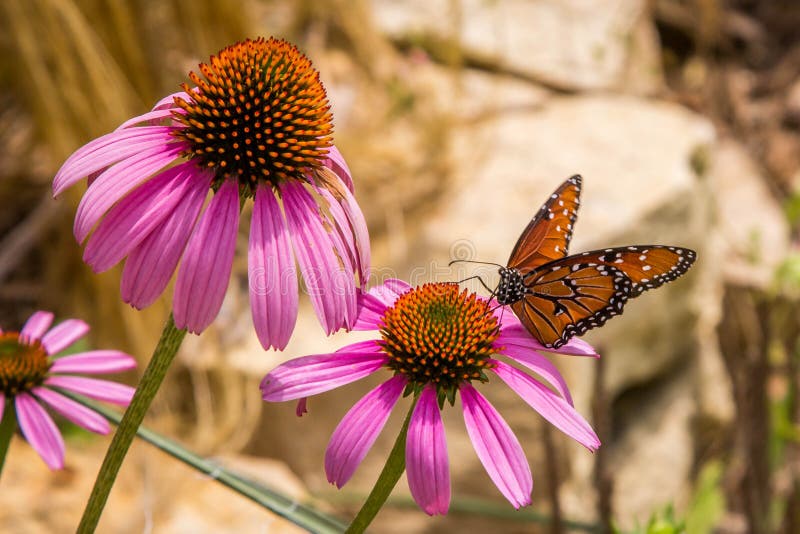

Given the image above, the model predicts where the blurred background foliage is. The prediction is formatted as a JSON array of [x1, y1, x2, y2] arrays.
[[1, 0, 800, 533]]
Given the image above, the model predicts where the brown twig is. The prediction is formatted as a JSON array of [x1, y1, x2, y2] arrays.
[[0, 192, 63, 285]]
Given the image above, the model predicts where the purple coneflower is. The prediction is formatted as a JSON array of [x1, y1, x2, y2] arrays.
[[0, 311, 136, 469], [260, 280, 600, 514], [52, 37, 369, 350]]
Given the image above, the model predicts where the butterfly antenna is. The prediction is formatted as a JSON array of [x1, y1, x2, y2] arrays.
[[448, 259, 505, 269]]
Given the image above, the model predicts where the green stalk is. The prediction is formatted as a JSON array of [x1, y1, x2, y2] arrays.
[[345, 396, 418, 534], [78, 314, 185, 533], [0, 398, 16, 479], [61, 390, 346, 533]]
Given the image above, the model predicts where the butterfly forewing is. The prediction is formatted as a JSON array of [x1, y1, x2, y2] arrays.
[[513, 261, 633, 348], [573, 245, 696, 297], [507, 175, 582, 271]]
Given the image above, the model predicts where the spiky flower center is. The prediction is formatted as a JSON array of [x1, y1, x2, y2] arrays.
[[380, 283, 500, 404], [0, 332, 51, 396], [172, 37, 333, 196]]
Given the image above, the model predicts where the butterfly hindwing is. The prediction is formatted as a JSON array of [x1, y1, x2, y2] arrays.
[[507, 175, 582, 271], [573, 246, 696, 297], [512, 261, 633, 349]]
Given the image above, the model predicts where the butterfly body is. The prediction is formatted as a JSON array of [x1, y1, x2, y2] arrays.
[[495, 175, 696, 349]]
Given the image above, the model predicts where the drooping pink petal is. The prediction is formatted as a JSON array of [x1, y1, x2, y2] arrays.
[[248, 185, 298, 350], [50, 351, 136, 375], [336, 184, 371, 286], [322, 145, 354, 192], [173, 179, 240, 334], [45, 376, 135, 406], [352, 290, 388, 331], [497, 324, 599, 357], [0, 392, 5, 422], [325, 375, 406, 487], [33, 387, 110, 435], [15, 393, 65, 470], [491, 361, 600, 451], [460, 384, 532, 509], [282, 181, 353, 334], [53, 126, 176, 196], [498, 345, 573, 405], [406, 385, 450, 515], [295, 398, 308, 417], [260, 350, 387, 402], [314, 187, 357, 328], [40, 319, 89, 355], [73, 142, 187, 243], [20, 311, 54, 343], [83, 163, 199, 273], [120, 165, 211, 309]]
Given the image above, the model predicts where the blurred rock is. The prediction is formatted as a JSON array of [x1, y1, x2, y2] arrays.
[[371, 0, 662, 92], [0, 435, 314, 533], [608, 374, 696, 528], [710, 139, 790, 287]]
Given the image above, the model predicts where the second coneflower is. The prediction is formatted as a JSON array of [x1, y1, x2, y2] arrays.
[[261, 280, 600, 515], [53, 37, 370, 350]]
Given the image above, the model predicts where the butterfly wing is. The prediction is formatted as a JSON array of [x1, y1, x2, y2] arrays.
[[513, 261, 633, 349], [572, 245, 696, 297], [507, 175, 582, 271]]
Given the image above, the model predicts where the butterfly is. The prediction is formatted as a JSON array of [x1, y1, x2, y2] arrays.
[[494, 175, 696, 349]]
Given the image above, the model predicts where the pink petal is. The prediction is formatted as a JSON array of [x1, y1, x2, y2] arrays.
[[497, 324, 599, 357], [352, 290, 388, 331], [406, 385, 450, 515], [173, 179, 240, 334], [45, 376, 135, 406], [0, 392, 5, 422], [491, 361, 600, 451], [334, 339, 384, 354], [260, 349, 387, 402], [248, 185, 298, 350], [152, 91, 192, 110], [325, 375, 406, 487], [53, 126, 177, 196], [73, 141, 186, 243], [322, 145, 354, 192], [33, 387, 110, 435], [15, 393, 65, 469], [20, 311, 54, 343], [40, 319, 90, 355], [115, 108, 183, 130], [460, 384, 532, 509], [120, 165, 210, 309], [50, 350, 137, 375], [498, 345, 573, 405], [369, 279, 412, 306], [282, 181, 353, 335], [83, 163, 199, 273]]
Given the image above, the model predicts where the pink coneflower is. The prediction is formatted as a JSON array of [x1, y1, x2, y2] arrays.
[[0, 311, 136, 469], [261, 280, 600, 514], [52, 37, 369, 350]]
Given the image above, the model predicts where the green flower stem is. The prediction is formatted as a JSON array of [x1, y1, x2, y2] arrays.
[[62, 390, 346, 533], [345, 396, 418, 534], [0, 398, 16, 479], [78, 314, 186, 533]]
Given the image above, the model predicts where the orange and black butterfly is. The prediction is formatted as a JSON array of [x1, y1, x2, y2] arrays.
[[494, 175, 696, 349]]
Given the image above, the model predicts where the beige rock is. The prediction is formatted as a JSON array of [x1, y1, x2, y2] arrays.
[[371, 0, 661, 92], [608, 375, 696, 528]]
